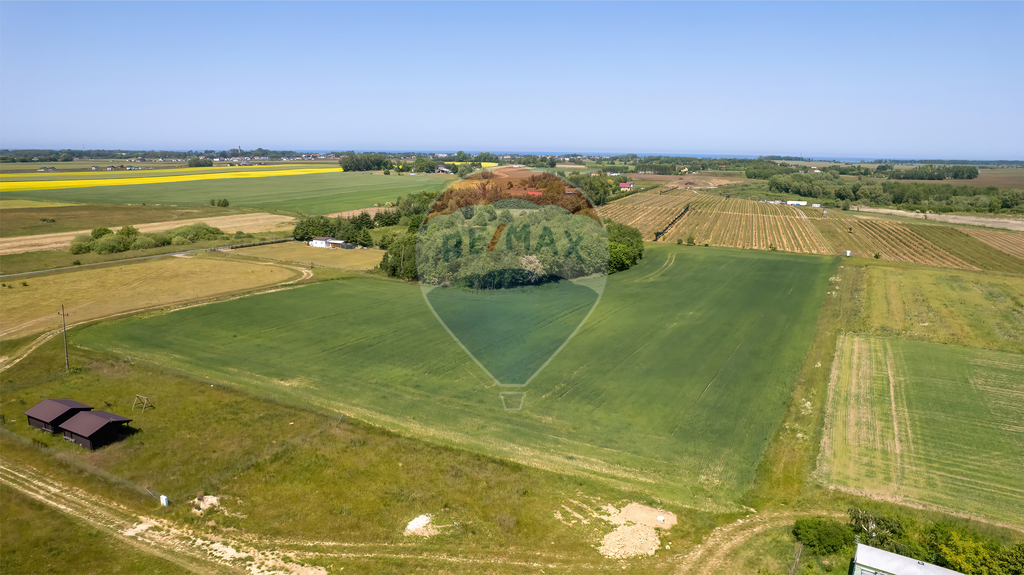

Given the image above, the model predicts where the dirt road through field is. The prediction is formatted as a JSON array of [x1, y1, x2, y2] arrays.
[[0, 213, 295, 255]]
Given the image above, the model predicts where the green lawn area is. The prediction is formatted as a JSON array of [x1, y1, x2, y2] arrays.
[[1, 172, 452, 215], [817, 334, 1024, 526], [73, 244, 834, 509]]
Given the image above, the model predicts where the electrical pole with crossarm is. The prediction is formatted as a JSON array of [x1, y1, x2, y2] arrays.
[[58, 305, 69, 371]]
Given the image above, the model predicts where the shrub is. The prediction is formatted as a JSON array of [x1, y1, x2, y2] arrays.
[[874, 253, 881, 259], [70, 241, 92, 254], [171, 235, 191, 246], [686, 233, 696, 245], [148, 232, 172, 247], [131, 236, 157, 250], [676, 238, 683, 245], [72, 260, 81, 265], [91, 234, 127, 254], [793, 518, 854, 554], [91, 227, 112, 239], [167, 223, 223, 242]]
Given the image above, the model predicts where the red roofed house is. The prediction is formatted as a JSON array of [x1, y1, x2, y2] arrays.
[[60, 410, 133, 450], [23, 398, 93, 434], [527, 191, 542, 196], [619, 182, 633, 191]]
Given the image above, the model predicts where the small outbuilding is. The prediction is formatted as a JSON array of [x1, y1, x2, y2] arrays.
[[309, 236, 332, 248], [328, 239, 354, 249], [23, 398, 93, 434], [60, 410, 133, 450]]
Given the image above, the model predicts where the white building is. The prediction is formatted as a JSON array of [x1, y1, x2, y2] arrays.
[[309, 237, 332, 248]]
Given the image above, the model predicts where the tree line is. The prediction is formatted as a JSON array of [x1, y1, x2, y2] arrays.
[[69, 223, 237, 255], [786, 508, 1023, 575], [887, 164, 979, 180]]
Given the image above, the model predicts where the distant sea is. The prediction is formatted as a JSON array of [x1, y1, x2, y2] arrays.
[[298, 150, 896, 162]]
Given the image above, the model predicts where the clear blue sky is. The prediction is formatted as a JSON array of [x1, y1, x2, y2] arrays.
[[2, 1, 1021, 159]]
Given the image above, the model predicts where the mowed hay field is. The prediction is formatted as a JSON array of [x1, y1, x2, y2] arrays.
[[816, 334, 1024, 526], [0, 256, 301, 340], [960, 227, 1024, 261], [0, 171, 452, 215], [73, 245, 833, 509], [854, 263, 1024, 354], [234, 241, 383, 270]]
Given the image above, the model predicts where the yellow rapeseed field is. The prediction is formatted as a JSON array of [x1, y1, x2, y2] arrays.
[[0, 167, 346, 192]]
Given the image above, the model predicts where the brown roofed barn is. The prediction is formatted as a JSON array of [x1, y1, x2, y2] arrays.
[[60, 410, 133, 450], [23, 398, 93, 434]]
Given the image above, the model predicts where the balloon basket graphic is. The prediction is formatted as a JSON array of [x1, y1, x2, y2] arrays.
[[415, 168, 609, 410], [499, 391, 527, 411]]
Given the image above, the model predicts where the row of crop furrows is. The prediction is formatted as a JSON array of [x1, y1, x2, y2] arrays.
[[959, 228, 1024, 261], [659, 198, 829, 254], [855, 219, 978, 270]]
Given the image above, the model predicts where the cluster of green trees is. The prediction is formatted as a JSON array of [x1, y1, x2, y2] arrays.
[[887, 164, 979, 180], [563, 172, 632, 205], [291, 212, 387, 247], [188, 158, 213, 167], [416, 205, 609, 289], [339, 153, 392, 172], [790, 510, 1024, 574], [378, 182, 643, 283], [744, 161, 800, 180], [515, 155, 557, 168], [767, 172, 848, 198], [606, 222, 643, 273], [822, 164, 875, 176], [69, 223, 229, 255], [209, 198, 230, 207]]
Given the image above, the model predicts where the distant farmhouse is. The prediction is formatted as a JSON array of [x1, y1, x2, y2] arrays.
[[619, 182, 633, 191]]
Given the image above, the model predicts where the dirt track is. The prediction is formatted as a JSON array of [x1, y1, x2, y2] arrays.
[[855, 207, 1024, 231], [0, 213, 295, 255]]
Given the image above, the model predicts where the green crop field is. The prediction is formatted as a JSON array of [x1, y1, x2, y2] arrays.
[[853, 263, 1024, 354], [817, 334, 1024, 526], [72, 245, 834, 510], [0, 203, 247, 238], [1, 172, 452, 215]]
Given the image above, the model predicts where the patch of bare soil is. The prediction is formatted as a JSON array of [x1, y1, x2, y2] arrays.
[[403, 514, 440, 537], [0, 213, 295, 255], [855, 207, 1024, 231], [597, 503, 677, 558]]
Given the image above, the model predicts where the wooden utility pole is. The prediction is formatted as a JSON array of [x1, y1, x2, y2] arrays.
[[58, 305, 69, 370]]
